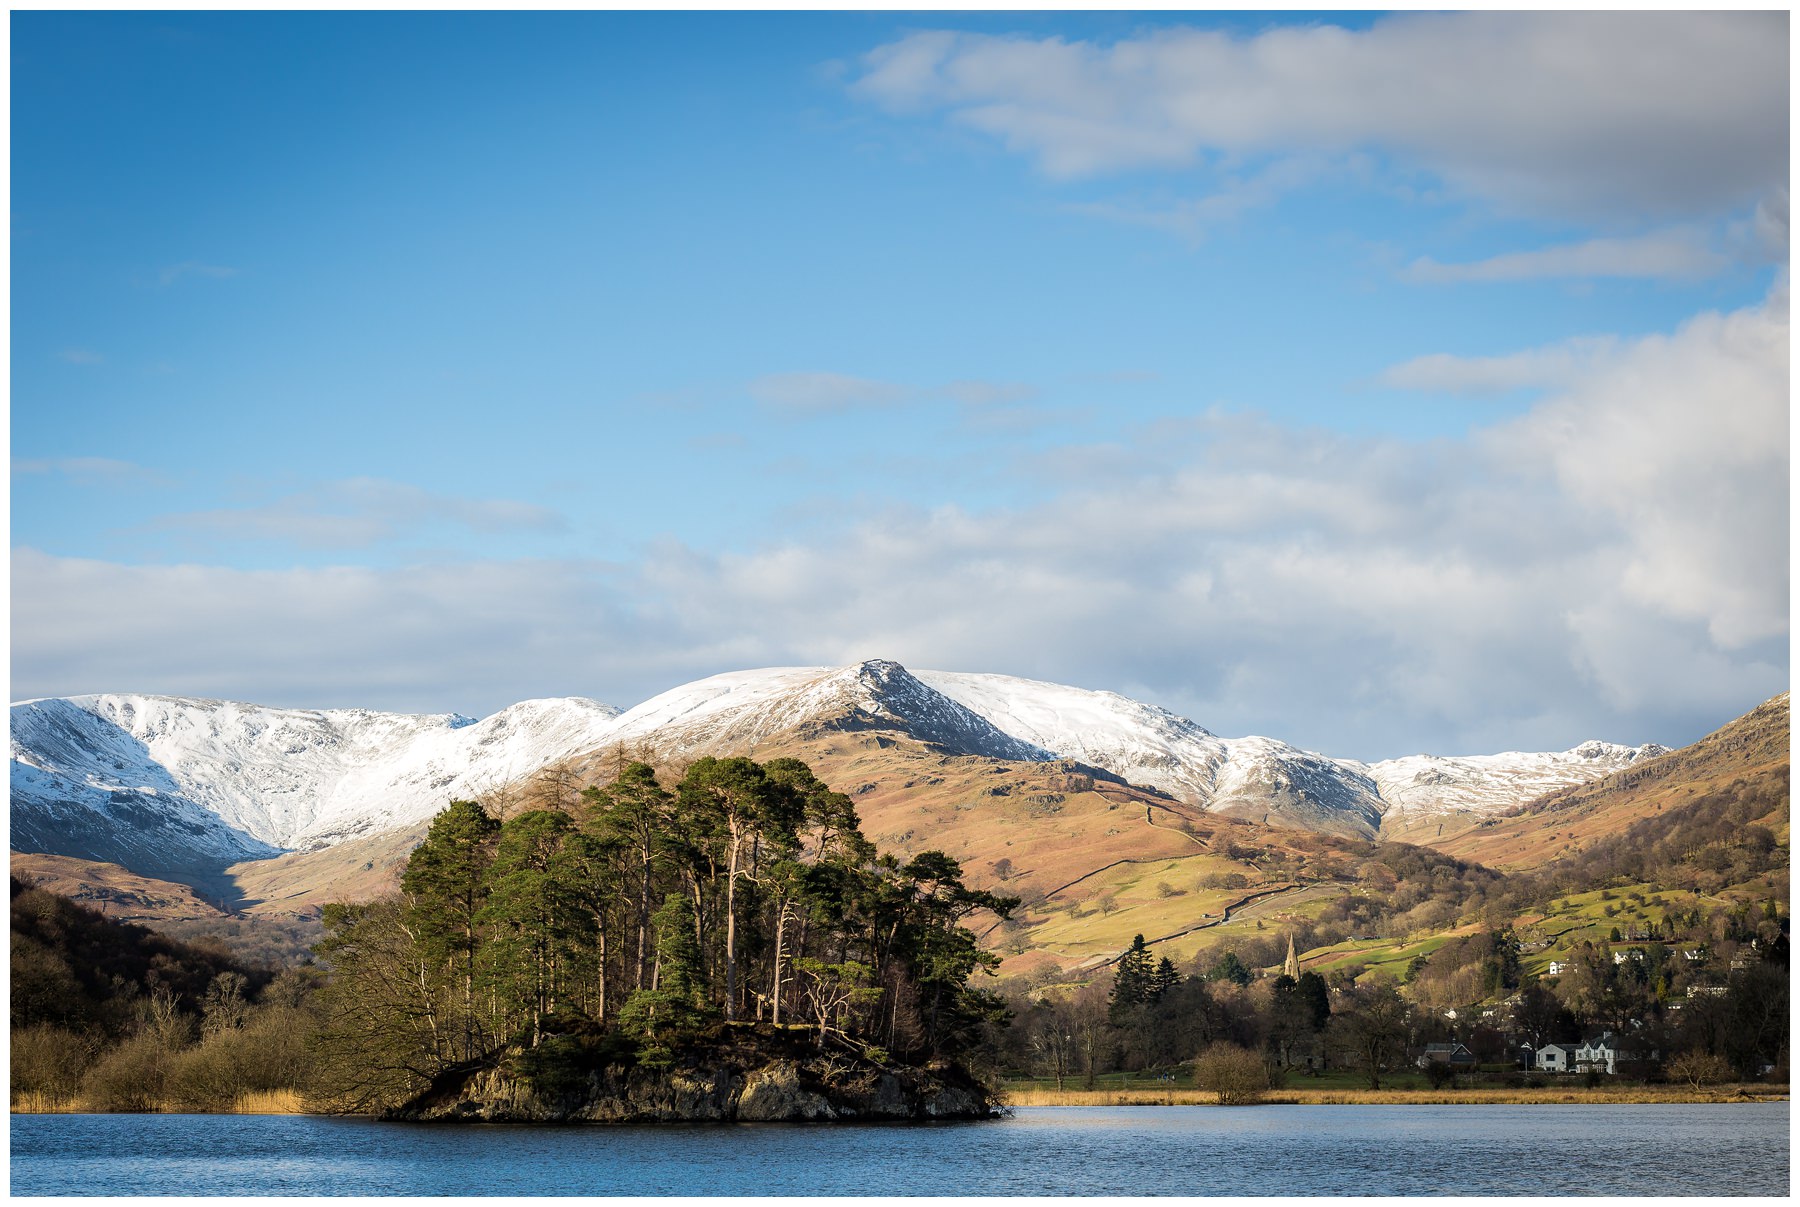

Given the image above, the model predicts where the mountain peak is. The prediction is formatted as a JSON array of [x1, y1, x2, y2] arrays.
[[597, 663, 1053, 763]]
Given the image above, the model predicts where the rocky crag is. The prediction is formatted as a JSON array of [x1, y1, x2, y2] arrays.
[[386, 1027, 998, 1124]]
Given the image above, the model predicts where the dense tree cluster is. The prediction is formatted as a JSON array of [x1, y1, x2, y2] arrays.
[[310, 757, 1016, 1110]]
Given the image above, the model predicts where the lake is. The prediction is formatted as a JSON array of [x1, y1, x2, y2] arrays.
[[10, 1103, 1789, 1196]]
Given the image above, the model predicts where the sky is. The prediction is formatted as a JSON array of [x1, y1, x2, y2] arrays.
[[10, 10, 1790, 761]]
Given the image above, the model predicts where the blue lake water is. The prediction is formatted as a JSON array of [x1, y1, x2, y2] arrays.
[[10, 1103, 1790, 1196]]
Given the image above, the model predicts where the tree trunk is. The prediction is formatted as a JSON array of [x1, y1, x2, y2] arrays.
[[724, 825, 742, 1021], [597, 924, 608, 1021], [771, 903, 787, 1025]]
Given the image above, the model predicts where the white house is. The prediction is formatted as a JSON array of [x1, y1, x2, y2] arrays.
[[1574, 1034, 1623, 1074], [1534, 1043, 1577, 1073]]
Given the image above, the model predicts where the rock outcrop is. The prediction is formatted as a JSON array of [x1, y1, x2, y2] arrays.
[[386, 1026, 997, 1124]]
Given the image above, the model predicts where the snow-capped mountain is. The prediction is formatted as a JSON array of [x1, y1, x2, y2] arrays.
[[10, 693, 622, 874], [1366, 740, 1670, 823], [914, 670, 1388, 834], [598, 660, 1052, 764], [11, 661, 1666, 881], [911, 668, 1664, 833]]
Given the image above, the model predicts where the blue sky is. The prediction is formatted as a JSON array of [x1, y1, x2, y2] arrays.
[[11, 11, 1789, 760]]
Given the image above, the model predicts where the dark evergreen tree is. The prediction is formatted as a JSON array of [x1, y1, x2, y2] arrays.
[[476, 810, 593, 1045], [1207, 950, 1253, 987], [1295, 971, 1331, 1031], [397, 799, 499, 1062], [582, 762, 675, 997], [1148, 956, 1182, 1002], [1109, 935, 1154, 1019]]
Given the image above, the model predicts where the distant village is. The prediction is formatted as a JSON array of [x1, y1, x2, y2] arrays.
[[1002, 920, 1788, 1091]]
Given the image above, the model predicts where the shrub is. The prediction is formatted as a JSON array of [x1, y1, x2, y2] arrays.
[[81, 1032, 177, 1112], [1192, 1043, 1269, 1105], [1666, 1050, 1735, 1090], [165, 1005, 314, 1110], [10, 1024, 101, 1104]]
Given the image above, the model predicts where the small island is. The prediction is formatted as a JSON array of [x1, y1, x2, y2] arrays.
[[308, 756, 1014, 1121]]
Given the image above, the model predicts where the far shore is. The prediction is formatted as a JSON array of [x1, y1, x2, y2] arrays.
[[14, 1085, 1789, 1115], [1002, 1083, 1789, 1107]]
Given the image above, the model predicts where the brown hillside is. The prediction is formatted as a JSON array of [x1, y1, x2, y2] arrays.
[[226, 825, 429, 916], [8, 852, 233, 924], [562, 724, 1377, 975], [1424, 693, 1789, 871]]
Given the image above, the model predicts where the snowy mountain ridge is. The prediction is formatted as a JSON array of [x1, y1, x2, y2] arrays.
[[11, 661, 1666, 874], [598, 661, 1053, 764], [10, 693, 624, 866]]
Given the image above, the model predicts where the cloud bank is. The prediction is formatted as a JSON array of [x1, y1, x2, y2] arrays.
[[852, 12, 1787, 223], [14, 291, 1787, 760]]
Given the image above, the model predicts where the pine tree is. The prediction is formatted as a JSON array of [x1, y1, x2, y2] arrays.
[[582, 762, 675, 995], [1109, 935, 1154, 1018], [1148, 956, 1182, 1002], [678, 757, 792, 1021], [1207, 950, 1252, 986], [1296, 971, 1331, 1031], [476, 810, 593, 1045], [399, 799, 499, 1062], [616, 893, 715, 1064]]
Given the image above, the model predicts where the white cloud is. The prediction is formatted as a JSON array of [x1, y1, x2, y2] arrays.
[[852, 12, 1787, 223], [14, 293, 1786, 761], [57, 348, 104, 365], [1489, 289, 1790, 650], [1404, 228, 1732, 284], [148, 477, 565, 551]]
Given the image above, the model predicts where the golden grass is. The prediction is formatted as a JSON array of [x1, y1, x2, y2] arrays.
[[11, 1091, 83, 1113], [1004, 1085, 1788, 1107], [1007, 1088, 1219, 1107], [12, 1089, 311, 1115], [232, 1089, 308, 1114]]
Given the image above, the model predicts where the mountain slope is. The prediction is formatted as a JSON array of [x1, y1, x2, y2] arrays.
[[914, 668, 1658, 839], [1421, 693, 1788, 871], [910, 668, 1387, 835], [10, 694, 623, 875]]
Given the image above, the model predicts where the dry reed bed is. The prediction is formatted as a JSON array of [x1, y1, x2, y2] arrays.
[[12, 1089, 308, 1115], [1005, 1085, 1787, 1107]]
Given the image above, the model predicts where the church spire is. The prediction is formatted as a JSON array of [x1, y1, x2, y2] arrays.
[[1284, 932, 1300, 980]]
